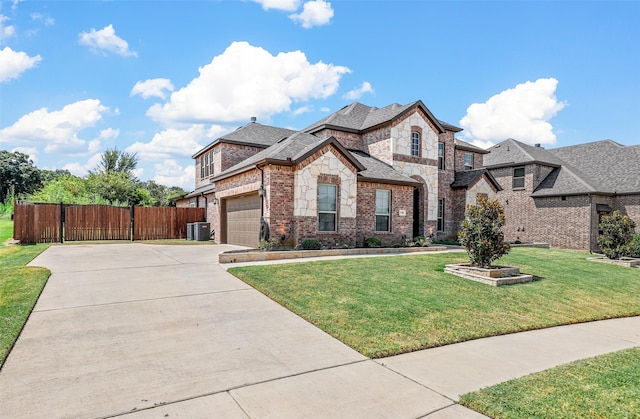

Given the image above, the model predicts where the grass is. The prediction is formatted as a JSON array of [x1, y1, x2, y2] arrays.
[[0, 217, 51, 367], [229, 247, 640, 358], [460, 347, 640, 418]]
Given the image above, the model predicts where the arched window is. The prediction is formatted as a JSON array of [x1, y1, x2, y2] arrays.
[[411, 131, 420, 157]]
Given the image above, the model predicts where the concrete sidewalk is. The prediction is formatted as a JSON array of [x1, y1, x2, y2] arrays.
[[0, 244, 638, 418]]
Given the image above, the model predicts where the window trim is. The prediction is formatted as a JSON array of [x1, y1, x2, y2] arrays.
[[464, 153, 474, 170], [513, 166, 525, 189], [437, 198, 444, 232], [375, 189, 391, 232], [438, 143, 445, 170], [318, 184, 337, 232]]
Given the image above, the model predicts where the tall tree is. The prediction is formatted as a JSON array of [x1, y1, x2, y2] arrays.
[[0, 150, 42, 203], [92, 148, 139, 176]]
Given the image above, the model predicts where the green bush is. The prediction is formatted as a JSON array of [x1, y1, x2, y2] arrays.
[[302, 239, 322, 250], [598, 211, 636, 259], [413, 236, 431, 247], [457, 197, 510, 268], [628, 234, 640, 258], [364, 237, 382, 248]]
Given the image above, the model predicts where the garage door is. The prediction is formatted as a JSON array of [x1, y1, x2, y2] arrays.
[[225, 194, 261, 247]]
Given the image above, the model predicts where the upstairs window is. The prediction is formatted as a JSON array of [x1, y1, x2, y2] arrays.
[[438, 143, 445, 170], [199, 150, 215, 179], [411, 132, 420, 157], [513, 167, 525, 189], [464, 153, 473, 170], [318, 184, 337, 232], [375, 189, 390, 232]]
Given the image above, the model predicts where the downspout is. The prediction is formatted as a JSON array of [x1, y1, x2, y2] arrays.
[[257, 164, 269, 242], [201, 192, 207, 221], [587, 194, 593, 253]]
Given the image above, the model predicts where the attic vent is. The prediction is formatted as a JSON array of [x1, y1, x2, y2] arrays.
[[535, 143, 541, 147], [250, 116, 257, 123]]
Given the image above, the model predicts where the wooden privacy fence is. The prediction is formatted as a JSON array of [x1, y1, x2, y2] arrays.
[[13, 201, 206, 244]]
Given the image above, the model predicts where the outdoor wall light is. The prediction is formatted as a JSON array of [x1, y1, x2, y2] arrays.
[[258, 186, 265, 196], [212, 197, 219, 205]]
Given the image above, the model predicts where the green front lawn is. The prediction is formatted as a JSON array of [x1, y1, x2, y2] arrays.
[[460, 347, 640, 418], [229, 248, 640, 358], [0, 217, 51, 367]]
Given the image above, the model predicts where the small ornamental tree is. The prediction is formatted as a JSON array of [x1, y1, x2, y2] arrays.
[[458, 197, 510, 268], [598, 211, 636, 259]]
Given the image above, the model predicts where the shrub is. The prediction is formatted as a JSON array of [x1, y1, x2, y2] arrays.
[[630, 234, 640, 258], [364, 237, 382, 248], [598, 211, 636, 259], [413, 236, 431, 247], [302, 239, 322, 250], [457, 197, 510, 268]]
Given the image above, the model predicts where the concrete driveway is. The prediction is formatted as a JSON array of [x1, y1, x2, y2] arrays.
[[0, 243, 468, 419]]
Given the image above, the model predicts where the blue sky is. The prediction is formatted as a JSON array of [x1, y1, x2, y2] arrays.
[[1, 0, 638, 189]]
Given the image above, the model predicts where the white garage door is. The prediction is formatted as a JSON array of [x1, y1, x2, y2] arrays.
[[225, 194, 261, 247]]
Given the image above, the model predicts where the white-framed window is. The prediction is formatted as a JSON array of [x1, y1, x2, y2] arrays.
[[513, 167, 525, 189], [200, 150, 215, 179], [438, 143, 445, 170], [464, 153, 473, 170], [318, 184, 337, 232], [411, 132, 420, 157], [375, 189, 390, 232], [437, 198, 444, 231]]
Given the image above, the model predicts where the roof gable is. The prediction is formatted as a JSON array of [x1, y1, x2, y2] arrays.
[[193, 122, 297, 158], [304, 100, 456, 135], [451, 169, 502, 191]]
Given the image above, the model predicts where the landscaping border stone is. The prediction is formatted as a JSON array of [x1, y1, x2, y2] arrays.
[[586, 257, 640, 268], [444, 263, 535, 286], [219, 246, 447, 263]]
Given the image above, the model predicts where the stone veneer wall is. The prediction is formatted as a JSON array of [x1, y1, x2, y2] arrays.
[[293, 149, 358, 219], [363, 126, 393, 165], [356, 181, 414, 247], [390, 111, 440, 233]]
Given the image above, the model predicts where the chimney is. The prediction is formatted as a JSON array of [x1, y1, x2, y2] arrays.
[[534, 143, 541, 147], [250, 116, 257, 123]]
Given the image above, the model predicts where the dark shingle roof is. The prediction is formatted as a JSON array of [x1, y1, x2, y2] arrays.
[[304, 101, 450, 134], [450, 169, 502, 191], [193, 123, 297, 157], [454, 138, 489, 154], [548, 140, 640, 194], [485, 138, 640, 196], [212, 133, 365, 181], [350, 151, 419, 185]]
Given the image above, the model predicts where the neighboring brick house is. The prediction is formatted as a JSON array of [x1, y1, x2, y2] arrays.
[[178, 101, 499, 247], [484, 138, 640, 251]]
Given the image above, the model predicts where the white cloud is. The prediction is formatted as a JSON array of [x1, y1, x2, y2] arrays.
[[131, 78, 174, 99], [0, 47, 42, 82], [319, 106, 330, 112], [153, 159, 194, 189], [126, 124, 225, 161], [30, 13, 54, 26], [292, 105, 312, 116], [78, 24, 137, 57], [147, 41, 350, 124], [343, 81, 374, 100], [289, 0, 334, 28], [62, 153, 103, 177], [252, 0, 300, 11], [0, 15, 15, 40], [11, 147, 39, 163], [0, 99, 110, 154], [459, 78, 566, 146]]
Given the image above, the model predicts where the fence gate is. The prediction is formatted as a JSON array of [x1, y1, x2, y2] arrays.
[[64, 205, 131, 241], [13, 201, 205, 244]]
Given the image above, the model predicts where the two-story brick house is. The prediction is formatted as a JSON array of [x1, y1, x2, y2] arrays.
[[179, 100, 500, 247], [484, 138, 640, 251]]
